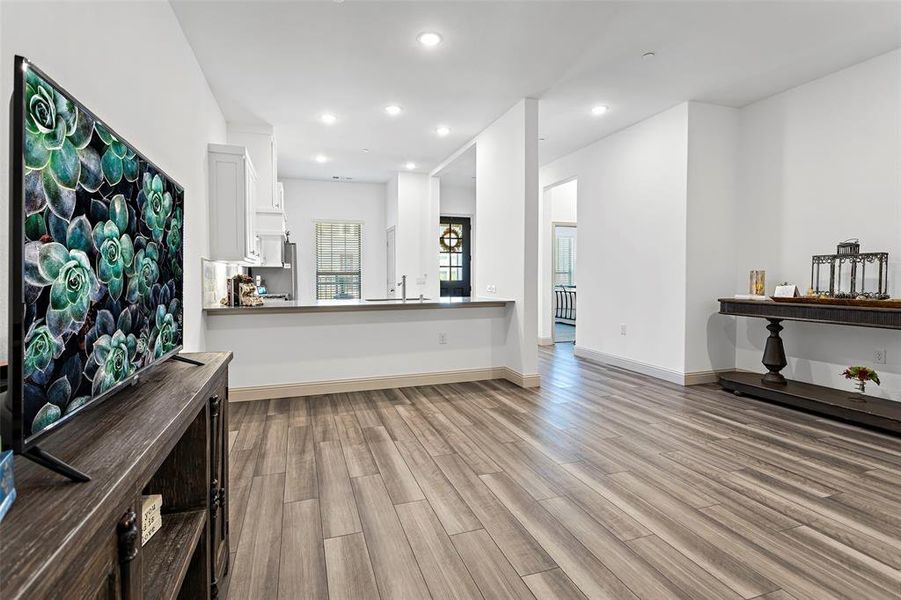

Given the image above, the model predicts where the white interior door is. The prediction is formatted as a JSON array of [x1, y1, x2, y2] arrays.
[[386, 227, 396, 297]]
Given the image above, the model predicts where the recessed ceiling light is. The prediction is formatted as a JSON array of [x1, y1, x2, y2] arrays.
[[642, 51, 656, 59], [320, 113, 337, 125], [405, 161, 416, 170], [436, 125, 450, 137], [591, 105, 609, 116], [362, 148, 370, 153], [315, 154, 329, 164], [385, 104, 403, 116], [417, 32, 442, 47]]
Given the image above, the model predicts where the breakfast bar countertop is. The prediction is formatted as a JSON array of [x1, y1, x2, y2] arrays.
[[203, 296, 514, 315]]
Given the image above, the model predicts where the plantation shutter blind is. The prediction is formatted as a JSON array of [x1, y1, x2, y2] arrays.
[[316, 222, 362, 299]]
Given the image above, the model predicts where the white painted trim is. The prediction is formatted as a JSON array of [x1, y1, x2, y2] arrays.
[[574, 345, 686, 385], [683, 370, 724, 386], [229, 366, 539, 401], [573, 345, 730, 386], [501, 368, 541, 388], [537, 336, 554, 346]]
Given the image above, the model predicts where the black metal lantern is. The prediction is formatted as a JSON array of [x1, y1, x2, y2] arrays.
[[810, 239, 889, 299]]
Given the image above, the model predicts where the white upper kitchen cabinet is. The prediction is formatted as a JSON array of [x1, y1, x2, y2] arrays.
[[226, 124, 282, 213], [208, 143, 260, 264]]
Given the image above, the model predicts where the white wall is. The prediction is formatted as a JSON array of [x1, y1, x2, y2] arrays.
[[476, 99, 540, 378], [735, 49, 901, 400], [441, 184, 476, 216], [0, 0, 227, 357], [541, 104, 690, 378], [685, 102, 739, 374], [385, 172, 436, 299], [206, 307, 510, 389], [281, 178, 387, 303], [538, 179, 577, 342]]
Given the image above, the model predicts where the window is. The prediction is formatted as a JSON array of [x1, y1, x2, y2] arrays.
[[316, 222, 362, 299], [554, 229, 576, 286]]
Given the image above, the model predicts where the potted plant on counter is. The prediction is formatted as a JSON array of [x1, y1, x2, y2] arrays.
[[842, 366, 881, 395]]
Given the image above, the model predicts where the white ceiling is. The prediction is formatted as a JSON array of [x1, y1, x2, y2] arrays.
[[171, 1, 901, 183]]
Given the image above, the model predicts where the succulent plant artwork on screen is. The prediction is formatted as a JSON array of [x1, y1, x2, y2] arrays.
[[20, 67, 184, 439]]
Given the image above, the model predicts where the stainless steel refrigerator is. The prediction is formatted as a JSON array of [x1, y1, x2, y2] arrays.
[[250, 241, 297, 300]]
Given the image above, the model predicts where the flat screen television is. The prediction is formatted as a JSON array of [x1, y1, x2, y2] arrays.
[[4, 56, 185, 480]]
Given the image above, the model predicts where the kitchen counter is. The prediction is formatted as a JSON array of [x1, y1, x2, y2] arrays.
[[204, 296, 513, 315]]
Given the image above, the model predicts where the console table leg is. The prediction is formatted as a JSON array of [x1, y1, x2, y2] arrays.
[[762, 318, 788, 385]]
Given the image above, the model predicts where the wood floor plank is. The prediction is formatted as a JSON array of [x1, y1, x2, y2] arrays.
[[334, 412, 379, 478], [482, 471, 640, 600], [396, 404, 455, 456], [229, 473, 285, 600], [626, 535, 743, 600], [563, 461, 779, 599], [285, 425, 318, 503], [365, 426, 426, 504], [323, 532, 380, 600], [395, 439, 482, 535], [396, 500, 483, 600], [702, 503, 898, 600], [507, 440, 652, 541], [434, 453, 556, 576], [522, 568, 587, 600], [351, 474, 432, 599], [541, 496, 691, 599], [277, 499, 327, 600], [316, 440, 362, 538], [256, 418, 288, 475], [451, 529, 536, 600]]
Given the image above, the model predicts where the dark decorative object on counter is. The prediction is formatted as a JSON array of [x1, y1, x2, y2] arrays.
[[810, 238, 889, 299]]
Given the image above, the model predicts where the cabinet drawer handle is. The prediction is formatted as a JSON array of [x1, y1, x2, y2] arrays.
[[117, 510, 139, 563]]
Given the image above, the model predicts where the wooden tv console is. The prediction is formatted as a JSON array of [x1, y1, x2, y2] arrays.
[[0, 352, 232, 600]]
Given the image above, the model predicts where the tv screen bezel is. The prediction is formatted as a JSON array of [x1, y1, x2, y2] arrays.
[[8, 55, 186, 452]]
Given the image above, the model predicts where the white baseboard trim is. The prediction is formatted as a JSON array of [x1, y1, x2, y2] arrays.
[[573, 346, 733, 386], [683, 370, 728, 386], [573, 346, 730, 386], [500, 367, 541, 388], [574, 345, 685, 385], [229, 366, 540, 401], [537, 336, 554, 347]]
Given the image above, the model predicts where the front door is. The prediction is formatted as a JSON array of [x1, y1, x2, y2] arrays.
[[439, 216, 471, 297]]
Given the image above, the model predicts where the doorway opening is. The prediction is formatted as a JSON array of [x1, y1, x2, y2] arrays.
[[553, 223, 577, 342], [439, 216, 472, 297]]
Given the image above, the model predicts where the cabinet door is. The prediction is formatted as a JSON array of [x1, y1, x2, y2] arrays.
[[270, 137, 279, 210], [208, 376, 230, 599], [208, 152, 247, 263], [244, 160, 259, 263]]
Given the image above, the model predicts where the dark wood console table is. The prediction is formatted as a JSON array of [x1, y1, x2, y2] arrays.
[[0, 352, 232, 600], [718, 298, 900, 434]]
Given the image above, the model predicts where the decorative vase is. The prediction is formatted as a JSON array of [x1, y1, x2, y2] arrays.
[[854, 380, 866, 394]]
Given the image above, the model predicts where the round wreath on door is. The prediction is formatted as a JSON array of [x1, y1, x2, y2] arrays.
[[439, 226, 463, 252]]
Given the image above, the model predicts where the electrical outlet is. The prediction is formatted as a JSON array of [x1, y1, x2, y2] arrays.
[[486, 284, 497, 294], [620, 324, 627, 336], [438, 332, 447, 345], [874, 349, 887, 364]]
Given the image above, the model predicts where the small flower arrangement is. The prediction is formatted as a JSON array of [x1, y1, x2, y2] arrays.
[[842, 366, 881, 394]]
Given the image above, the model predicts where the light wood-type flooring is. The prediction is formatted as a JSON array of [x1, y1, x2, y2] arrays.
[[224, 344, 901, 599]]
